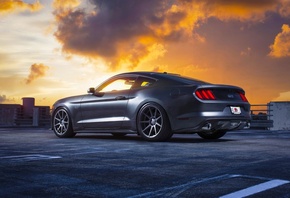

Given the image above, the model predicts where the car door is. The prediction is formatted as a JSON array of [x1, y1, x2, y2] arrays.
[[79, 76, 136, 129]]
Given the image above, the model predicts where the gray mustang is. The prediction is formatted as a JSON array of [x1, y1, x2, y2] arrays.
[[51, 72, 251, 141]]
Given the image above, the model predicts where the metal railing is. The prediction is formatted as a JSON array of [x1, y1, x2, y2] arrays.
[[250, 104, 273, 129]]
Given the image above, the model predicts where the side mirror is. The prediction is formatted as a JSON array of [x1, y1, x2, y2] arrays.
[[88, 87, 104, 97], [94, 92, 104, 97], [87, 87, 95, 94]]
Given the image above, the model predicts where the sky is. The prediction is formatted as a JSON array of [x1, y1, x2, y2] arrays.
[[1, 0, 290, 107]]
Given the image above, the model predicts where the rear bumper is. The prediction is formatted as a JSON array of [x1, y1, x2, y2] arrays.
[[174, 118, 251, 133], [198, 119, 251, 131], [169, 101, 251, 133]]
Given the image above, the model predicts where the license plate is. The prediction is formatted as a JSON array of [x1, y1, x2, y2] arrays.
[[230, 106, 241, 114]]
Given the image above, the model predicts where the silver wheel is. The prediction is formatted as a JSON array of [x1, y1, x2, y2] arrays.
[[137, 103, 172, 141], [53, 108, 75, 138], [140, 106, 163, 138]]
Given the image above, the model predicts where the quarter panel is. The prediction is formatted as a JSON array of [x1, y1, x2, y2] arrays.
[[125, 86, 191, 131]]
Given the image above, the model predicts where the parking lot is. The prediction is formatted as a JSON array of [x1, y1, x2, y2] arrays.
[[0, 128, 290, 197]]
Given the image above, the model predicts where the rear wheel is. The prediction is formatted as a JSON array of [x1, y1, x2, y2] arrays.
[[197, 130, 227, 140], [137, 103, 172, 141], [52, 108, 75, 138]]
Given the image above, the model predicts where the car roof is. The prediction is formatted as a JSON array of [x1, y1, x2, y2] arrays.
[[117, 71, 208, 85]]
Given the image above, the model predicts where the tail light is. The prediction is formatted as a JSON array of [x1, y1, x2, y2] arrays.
[[239, 92, 248, 102], [195, 89, 216, 100]]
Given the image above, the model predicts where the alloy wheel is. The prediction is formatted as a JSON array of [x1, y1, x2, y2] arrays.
[[139, 105, 163, 138], [53, 109, 70, 136]]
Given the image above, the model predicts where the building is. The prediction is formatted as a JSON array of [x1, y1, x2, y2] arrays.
[[0, 98, 50, 127]]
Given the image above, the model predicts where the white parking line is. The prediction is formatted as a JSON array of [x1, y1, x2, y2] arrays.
[[129, 174, 290, 198], [220, 179, 290, 198]]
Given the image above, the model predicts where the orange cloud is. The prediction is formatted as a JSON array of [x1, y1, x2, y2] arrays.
[[0, 95, 7, 103], [53, 0, 80, 9], [269, 24, 290, 58], [53, 1, 176, 70], [278, 0, 290, 17], [198, 0, 278, 21], [240, 47, 252, 56], [0, 0, 42, 14], [26, 63, 49, 84], [0, 94, 14, 104], [150, 64, 170, 73], [53, 0, 289, 70]]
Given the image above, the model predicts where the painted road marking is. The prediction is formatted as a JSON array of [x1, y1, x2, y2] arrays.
[[0, 154, 62, 161], [129, 174, 239, 198], [129, 174, 290, 198], [220, 179, 290, 198]]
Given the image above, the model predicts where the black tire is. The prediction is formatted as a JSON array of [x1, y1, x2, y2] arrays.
[[197, 130, 227, 140], [52, 108, 75, 138], [137, 102, 172, 141]]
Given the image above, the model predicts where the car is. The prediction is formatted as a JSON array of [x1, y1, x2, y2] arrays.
[[51, 72, 251, 141]]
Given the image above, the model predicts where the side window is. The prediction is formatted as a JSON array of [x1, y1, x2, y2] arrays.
[[99, 78, 136, 92], [134, 77, 156, 89]]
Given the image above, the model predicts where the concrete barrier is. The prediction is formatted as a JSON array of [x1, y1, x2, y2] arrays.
[[269, 102, 290, 130]]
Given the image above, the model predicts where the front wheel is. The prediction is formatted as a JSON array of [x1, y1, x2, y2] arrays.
[[197, 130, 227, 140], [52, 108, 75, 138], [137, 103, 172, 141]]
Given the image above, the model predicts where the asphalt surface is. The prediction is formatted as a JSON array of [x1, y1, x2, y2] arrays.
[[0, 128, 290, 197]]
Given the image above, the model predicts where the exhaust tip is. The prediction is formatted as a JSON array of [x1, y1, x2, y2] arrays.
[[244, 122, 251, 129], [202, 123, 212, 131]]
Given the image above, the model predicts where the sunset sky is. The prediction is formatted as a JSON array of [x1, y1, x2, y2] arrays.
[[1, 0, 290, 107]]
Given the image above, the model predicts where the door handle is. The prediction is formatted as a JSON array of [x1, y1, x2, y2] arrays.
[[115, 96, 126, 100]]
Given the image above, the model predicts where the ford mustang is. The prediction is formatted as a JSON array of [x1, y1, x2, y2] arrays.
[[51, 72, 251, 141]]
